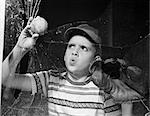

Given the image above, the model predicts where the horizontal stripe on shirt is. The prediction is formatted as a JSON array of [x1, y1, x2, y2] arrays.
[[48, 86, 104, 96], [49, 82, 98, 91], [48, 106, 104, 116], [48, 97, 104, 109]]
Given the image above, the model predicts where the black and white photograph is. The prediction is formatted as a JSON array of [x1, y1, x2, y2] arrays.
[[1, 0, 149, 116]]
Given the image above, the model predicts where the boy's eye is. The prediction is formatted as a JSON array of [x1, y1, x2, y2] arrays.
[[67, 44, 75, 49], [81, 46, 88, 51]]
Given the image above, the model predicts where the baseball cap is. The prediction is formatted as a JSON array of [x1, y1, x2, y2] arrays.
[[64, 24, 101, 44]]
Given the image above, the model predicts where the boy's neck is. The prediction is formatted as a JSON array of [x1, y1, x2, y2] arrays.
[[67, 71, 91, 83]]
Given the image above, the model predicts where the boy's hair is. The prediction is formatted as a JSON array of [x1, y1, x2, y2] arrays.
[[64, 24, 101, 56]]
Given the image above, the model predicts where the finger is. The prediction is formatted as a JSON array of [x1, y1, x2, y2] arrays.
[[25, 24, 37, 35], [32, 33, 39, 41], [27, 17, 34, 25], [23, 25, 32, 34], [24, 25, 31, 30]]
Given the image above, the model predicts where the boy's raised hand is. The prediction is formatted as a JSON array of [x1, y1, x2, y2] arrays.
[[16, 17, 39, 51]]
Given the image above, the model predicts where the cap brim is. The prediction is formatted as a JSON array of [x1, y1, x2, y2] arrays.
[[64, 27, 97, 44]]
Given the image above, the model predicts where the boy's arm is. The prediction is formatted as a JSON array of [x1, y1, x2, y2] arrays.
[[2, 17, 39, 91]]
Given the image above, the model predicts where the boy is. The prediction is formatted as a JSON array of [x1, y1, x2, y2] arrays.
[[2, 17, 141, 116]]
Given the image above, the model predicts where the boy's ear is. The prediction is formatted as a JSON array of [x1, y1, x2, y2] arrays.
[[89, 56, 102, 73]]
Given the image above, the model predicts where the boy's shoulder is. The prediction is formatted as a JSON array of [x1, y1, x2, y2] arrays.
[[47, 69, 66, 79]]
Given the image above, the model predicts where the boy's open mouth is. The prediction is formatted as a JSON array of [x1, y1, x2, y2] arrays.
[[69, 58, 77, 65]]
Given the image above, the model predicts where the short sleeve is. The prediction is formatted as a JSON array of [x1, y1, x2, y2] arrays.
[[28, 70, 49, 96], [29, 73, 37, 95]]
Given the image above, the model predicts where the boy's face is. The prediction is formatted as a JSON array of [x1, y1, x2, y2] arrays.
[[64, 35, 96, 77]]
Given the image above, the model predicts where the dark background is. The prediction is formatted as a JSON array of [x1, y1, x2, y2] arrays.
[[38, 0, 149, 46]]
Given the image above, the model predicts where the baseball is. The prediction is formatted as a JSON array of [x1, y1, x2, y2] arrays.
[[30, 16, 48, 35]]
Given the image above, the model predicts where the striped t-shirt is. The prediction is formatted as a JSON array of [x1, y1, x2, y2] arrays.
[[29, 70, 121, 116]]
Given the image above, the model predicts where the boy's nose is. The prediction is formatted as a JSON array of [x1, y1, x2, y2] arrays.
[[72, 48, 79, 56]]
